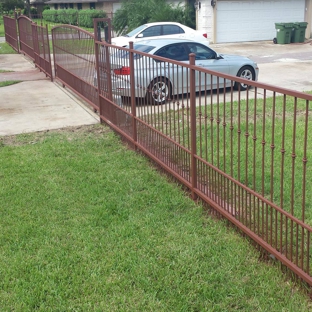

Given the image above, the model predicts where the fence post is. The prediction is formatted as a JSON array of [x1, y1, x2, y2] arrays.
[[189, 53, 198, 200], [129, 41, 137, 147]]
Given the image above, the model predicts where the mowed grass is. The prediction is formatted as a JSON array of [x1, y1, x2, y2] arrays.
[[0, 42, 17, 54], [0, 124, 311, 311], [0, 19, 4, 37]]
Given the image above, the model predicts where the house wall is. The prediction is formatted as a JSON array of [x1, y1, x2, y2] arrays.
[[197, 0, 311, 43], [197, 1, 214, 41], [305, 0, 312, 38]]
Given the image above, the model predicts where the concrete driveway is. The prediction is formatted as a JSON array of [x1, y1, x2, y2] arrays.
[[210, 40, 312, 92], [0, 54, 99, 136]]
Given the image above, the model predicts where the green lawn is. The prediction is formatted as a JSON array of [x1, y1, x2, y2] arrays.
[[0, 124, 311, 311], [0, 18, 4, 37], [0, 42, 17, 54], [157, 92, 312, 224]]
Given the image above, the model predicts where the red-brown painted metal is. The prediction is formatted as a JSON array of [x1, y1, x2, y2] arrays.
[[3, 15, 19, 52], [94, 40, 312, 286], [17, 16, 35, 60], [52, 25, 98, 112], [32, 23, 53, 81]]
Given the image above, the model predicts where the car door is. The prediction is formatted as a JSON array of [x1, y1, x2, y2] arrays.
[[185, 42, 230, 90], [154, 43, 190, 96]]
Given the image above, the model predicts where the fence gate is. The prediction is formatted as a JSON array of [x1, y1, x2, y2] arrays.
[[32, 23, 53, 81], [17, 16, 35, 60], [3, 16, 19, 52], [52, 25, 98, 111]]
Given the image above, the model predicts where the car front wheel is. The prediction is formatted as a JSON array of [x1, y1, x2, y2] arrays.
[[234, 66, 255, 91]]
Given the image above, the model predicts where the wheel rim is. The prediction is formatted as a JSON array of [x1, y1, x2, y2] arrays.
[[239, 69, 253, 88], [152, 81, 168, 103]]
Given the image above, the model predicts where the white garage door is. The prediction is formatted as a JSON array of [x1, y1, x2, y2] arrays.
[[216, 0, 305, 43]]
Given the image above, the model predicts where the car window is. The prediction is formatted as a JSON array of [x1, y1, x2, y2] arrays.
[[114, 44, 155, 60], [162, 25, 184, 35], [140, 26, 162, 38], [155, 44, 189, 61], [186, 43, 216, 60], [126, 25, 146, 37]]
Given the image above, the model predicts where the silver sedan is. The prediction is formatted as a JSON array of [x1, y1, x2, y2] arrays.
[[98, 39, 259, 105]]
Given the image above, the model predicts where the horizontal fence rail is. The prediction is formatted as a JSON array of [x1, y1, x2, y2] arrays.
[[94, 39, 312, 286]]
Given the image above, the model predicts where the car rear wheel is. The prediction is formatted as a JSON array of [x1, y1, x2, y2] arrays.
[[234, 66, 255, 91], [147, 77, 171, 105]]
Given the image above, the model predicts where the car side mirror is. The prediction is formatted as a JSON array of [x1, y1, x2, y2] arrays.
[[137, 33, 143, 38]]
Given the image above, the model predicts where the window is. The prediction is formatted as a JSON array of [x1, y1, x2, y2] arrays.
[[77, 3, 82, 10], [69, 3, 74, 8], [115, 44, 155, 60], [140, 26, 161, 38], [90, 2, 95, 9], [185, 43, 216, 60], [162, 25, 184, 35], [155, 44, 189, 61], [54, 4, 58, 9]]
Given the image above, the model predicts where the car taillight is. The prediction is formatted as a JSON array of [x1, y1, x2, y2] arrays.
[[113, 66, 131, 75], [203, 33, 208, 38]]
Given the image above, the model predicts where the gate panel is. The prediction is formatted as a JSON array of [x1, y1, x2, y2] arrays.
[[17, 16, 35, 60], [52, 25, 98, 111], [32, 24, 53, 81], [3, 16, 19, 52]]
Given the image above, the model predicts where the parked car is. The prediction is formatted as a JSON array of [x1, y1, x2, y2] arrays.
[[111, 22, 209, 47], [96, 39, 259, 105]]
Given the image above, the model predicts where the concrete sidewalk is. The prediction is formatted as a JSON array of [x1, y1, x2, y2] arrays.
[[0, 54, 99, 136]]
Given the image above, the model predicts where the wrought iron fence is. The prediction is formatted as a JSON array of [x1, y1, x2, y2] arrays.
[[32, 23, 53, 81], [17, 16, 35, 60], [3, 15, 19, 52], [4, 17, 312, 286], [52, 25, 98, 111], [93, 39, 312, 286]]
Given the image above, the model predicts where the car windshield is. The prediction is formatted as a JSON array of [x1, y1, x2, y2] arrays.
[[114, 44, 155, 60], [125, 25, 147, 37]]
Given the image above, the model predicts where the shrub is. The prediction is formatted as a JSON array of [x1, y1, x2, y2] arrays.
[[78, 9, 106, 28]]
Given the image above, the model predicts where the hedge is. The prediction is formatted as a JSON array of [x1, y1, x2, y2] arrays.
[[42, 9, 107, 28]]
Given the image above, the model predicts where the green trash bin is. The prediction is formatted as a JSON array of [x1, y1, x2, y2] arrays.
[[274, 23, 293, 44], [291, 22, 308, 43]]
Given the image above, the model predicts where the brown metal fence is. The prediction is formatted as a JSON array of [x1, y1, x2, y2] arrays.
[[17, 16, 35, 61], [92, 39, 312, 286], [52, 25, 98, 111], [3, 15, 53, 80], [3, 16, 19, 52], [32, 23, 53, 81], [4, 16, 312, 286]]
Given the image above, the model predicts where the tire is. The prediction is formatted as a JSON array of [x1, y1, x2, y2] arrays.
[[147, 77, 171, 105], [234, 66, 255, 91]]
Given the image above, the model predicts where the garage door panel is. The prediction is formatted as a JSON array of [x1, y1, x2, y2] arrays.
[[216, 0, 305, 43]]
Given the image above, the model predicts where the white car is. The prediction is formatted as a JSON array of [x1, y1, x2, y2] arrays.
[[111, 22, 209, 47]]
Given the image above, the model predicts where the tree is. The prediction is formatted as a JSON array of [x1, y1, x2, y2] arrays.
[[113, 0, 195, 36], [0, 0, 24, 12]]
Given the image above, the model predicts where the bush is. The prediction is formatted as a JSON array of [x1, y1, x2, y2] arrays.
[[57, 9, 78, 25], [42, 9, 59, 23], [42, 9, 107, 28], [78, 9, 106, 28]]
